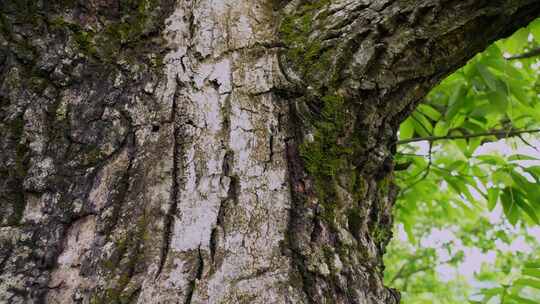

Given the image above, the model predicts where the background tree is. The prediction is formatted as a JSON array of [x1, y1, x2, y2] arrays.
[[386, 18, 540, 304], [1, 1, 540, 303]]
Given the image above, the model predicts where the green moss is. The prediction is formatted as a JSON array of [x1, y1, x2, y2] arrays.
[[279, 0, 336, 89], [5, 115, 29, 225], [82, 145, 107, 167], [29, 76, 48, 93], [48, 17, 67, 30], [46, 0, 163, 63], [99, 272, 139, 304], [299, 95, 344, 222], [280, 3, 369, 226], [372, 225, 392, 247], [298, 94, 365, 225], [97, 216, 148, 303], [281, 5, 381, 254], [48, 17, 98, 57], [371, 176, 394, 247], [74, 30, 98, 56], [0, 8, 9, 31], [347, 208, 362, 234], [377, 175, 392, 195], [8, 190, 26, 226], [6, 0, 40, 25]]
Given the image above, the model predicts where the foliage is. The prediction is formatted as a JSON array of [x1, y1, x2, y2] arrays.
[[385, 18, 540, 303], [471, 257, 540, 304]]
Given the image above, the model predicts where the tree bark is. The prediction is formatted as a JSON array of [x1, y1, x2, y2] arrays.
[[0, 0, 538, 303]]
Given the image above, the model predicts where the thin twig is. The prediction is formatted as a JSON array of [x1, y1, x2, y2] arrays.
[[390, 253, 462, 286], [398, 142, 433, 196], [395, 152, 430, 157], [505, 47, 540, 60], [431, 164, 489, 179], [397, 128, 540, 145], [517, 134, 540, 153]]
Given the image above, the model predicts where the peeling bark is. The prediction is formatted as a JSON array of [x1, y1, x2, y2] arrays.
[[0, 0, 539, 303]]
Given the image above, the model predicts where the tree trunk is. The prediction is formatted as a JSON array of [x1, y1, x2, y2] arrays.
[[1, 0, 538, 303]]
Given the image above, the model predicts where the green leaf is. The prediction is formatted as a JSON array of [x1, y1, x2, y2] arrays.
[[509, 81, 531, 106], [514, 278, 540, 290], [524, 260, 540, 269], [417, 104, 442, 121], [433, 121, 449, 137], [508, 154, 539, 161], [509, 171, 540, 206], [477, 64, 505, 94], [477, 155, 506, 165], [479, 287, 505, 299], [506, 294, 538, 304], [446, 84, 468, 120], [501, 188, 520, 225], [389, 21, 540, 304], [399, 117, 415, 140], [500, 27, 530, 54], [488, 91, 508, 113], [513, 190, 540, 224], [403, 219, 416, 244], [529, 19, 540, 44], [493, 170, 515, 187], [487, 188, 499, 211], [523, 267, 540, 279], [524, 166, 540, 182], [411, 111, 433, 137]]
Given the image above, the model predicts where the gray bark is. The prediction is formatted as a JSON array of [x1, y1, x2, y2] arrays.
[[0, 0, 538, 303]]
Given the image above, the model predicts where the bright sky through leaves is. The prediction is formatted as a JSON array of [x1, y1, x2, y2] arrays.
[[385, 18, 540, 304]]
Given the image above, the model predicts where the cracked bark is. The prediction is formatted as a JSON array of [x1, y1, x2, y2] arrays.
[[0, 0, 539, 303], [157, 76, 185, 279]]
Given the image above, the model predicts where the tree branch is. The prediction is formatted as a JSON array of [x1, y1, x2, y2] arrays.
[[505, 47, 540, 60], [398, 142, 433, 196], [396, 128, 540, 145], [389, 253, 463, 287]]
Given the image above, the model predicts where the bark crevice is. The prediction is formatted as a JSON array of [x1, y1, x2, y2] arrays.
[[157, 77, 187, 279]]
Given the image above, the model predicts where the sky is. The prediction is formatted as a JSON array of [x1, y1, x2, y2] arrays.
[[404, 136, 540, 288]]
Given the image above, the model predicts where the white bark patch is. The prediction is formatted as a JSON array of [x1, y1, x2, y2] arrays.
[[197, 86, 295, 302], [209, 59, 232, 94], [232, 52, 282, 95], [140, 0, 307, 302], [46, 216, 97, 304], [21, 194, 44, 223], [88, 149, 130, 211]]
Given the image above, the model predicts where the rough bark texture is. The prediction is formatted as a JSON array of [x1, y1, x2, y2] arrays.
[[0, 0, 538, 303]]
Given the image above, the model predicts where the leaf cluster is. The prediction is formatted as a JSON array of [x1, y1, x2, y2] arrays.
[[385, 18, 540, 304]]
